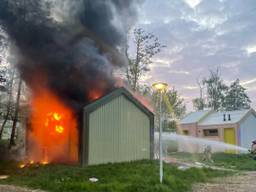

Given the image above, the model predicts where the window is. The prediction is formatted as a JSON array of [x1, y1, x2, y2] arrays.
[[183, 130, 189, 135], [203, 129, 218, 136]]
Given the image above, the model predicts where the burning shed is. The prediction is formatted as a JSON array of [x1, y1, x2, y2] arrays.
[[0, 0, 148, 166], [81, 87, 154, 166], [25, 87, 154, 166]]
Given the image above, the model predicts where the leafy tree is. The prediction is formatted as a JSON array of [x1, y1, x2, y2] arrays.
[[138, 84, 152, 97], [192, 97, 206, 111], [163, 89, 186, 118], [126, 28, 165, 91], [223, 79, 251, 111], [153, 88, 186, 132], [163, 119, 177, 132], [203, 69, 228, 111], [195, 69, 251, 112]]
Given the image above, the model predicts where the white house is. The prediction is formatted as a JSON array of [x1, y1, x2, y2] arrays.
[[178, 108, 256, 152]]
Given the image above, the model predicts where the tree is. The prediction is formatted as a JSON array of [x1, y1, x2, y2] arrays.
[[126, 28, 165, 91], [196, 69, 251, 111], [193, 98, 205, 111], [223, 79, 251, 111], [9, 77, 22, 148], [193, 78, 206, 110], [0, 68, 15, 139], [163, 89, 186, 119], [0, 0, 30, 147], [0, 68, 7, 91], [153, 88, 186, 132], [203, 69, 228, 111]]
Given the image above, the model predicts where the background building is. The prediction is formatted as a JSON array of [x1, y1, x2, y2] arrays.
[[178, 109, 256, 152]]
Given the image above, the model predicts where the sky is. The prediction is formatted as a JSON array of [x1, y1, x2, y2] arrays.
[[135, 0, 256, 111]]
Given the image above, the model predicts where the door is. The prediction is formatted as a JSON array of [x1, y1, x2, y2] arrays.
[[224, 128, 236, 153]]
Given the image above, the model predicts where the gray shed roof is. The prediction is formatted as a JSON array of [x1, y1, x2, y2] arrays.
[[180, 110, 212, 124]]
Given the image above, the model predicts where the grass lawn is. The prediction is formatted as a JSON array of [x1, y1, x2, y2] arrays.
[[169, 152, 256, 171], [0, 160, 230, 192], [212, 153, 256, 170]]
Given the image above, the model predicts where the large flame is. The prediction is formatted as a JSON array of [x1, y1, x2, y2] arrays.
[[27, 89, 78, 164]]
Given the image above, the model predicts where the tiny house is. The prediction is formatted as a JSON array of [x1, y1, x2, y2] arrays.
[[178, 109, 256, 152], [81, 87, 154, 166]]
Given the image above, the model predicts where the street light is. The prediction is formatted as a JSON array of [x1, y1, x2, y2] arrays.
[[152, 82, 168, 184]]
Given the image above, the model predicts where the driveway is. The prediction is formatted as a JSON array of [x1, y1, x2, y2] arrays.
[[193, 171, 256, 192], [0, 185, 45, 192]]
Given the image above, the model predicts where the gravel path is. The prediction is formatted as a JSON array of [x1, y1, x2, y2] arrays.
[[0, 185, 45, 192], [193, 171, 256, 192]]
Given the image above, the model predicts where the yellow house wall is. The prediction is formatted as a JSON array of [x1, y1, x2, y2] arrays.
[[178, 123, 239, 153]]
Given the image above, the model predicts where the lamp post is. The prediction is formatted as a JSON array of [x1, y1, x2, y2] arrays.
[[152, 82, 168, 184]]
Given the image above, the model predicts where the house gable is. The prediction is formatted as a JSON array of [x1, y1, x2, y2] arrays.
[[84, 87, 154, 119]]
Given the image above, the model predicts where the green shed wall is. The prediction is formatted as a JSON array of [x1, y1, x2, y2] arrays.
[[87, 95, 151, 165]]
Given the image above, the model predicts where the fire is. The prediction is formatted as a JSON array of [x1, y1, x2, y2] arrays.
[[53, 113, 62, 121], [88, 89, 103, 101], [55, 125, 64, 134], [45, 112, 65, 134], [19, 164, 25, 169], [41, 161, 49, 165], [28, 89, 78, 164], [133, 92, 154, 113], [18, 160, 50, 168]]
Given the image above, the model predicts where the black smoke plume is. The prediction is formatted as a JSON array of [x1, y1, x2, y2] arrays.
[[0, 0, 138, 109]]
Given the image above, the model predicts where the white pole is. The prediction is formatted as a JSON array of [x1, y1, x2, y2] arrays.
[[159, 91, 163, 183]]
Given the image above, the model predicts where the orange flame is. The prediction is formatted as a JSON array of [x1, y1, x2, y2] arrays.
[[45, 112, 65, 134], [88, 89, 103, 101], [19, 164, 25, 169], [28, 89, 78, 164], [55, 125, 64, 134]]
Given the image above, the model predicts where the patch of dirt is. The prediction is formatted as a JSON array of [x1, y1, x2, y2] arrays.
[[0, 185, 45, 192], [193, 171, 256, 192]]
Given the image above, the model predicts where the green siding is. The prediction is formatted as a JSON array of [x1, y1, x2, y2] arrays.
[[88, 95, 150, 165]]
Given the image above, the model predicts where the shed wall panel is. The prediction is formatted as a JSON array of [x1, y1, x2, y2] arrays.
[[88, 95, 150, 165], [240, 113, 256, 149]]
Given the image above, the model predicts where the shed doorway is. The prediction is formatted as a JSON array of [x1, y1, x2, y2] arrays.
[[224, 128, 236, 153]]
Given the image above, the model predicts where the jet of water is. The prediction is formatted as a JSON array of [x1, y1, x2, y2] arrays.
[[155, 132, 249, 153]]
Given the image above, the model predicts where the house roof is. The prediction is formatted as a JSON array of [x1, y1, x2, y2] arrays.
[[198, 109, 253, 126], [180, 108, 256, 126], [180, 110, 212, 124], [83, 87, 154, 118]]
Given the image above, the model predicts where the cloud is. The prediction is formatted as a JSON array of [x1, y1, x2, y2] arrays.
[[245, 45, 256, 55], [135, 0, 256, 111], [183, 0, 202, 8], [183, 85, 198, 90], [169, 70, 190, 75]]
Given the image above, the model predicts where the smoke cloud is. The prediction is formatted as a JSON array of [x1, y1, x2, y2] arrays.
[[0, 0, 138, 109]]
